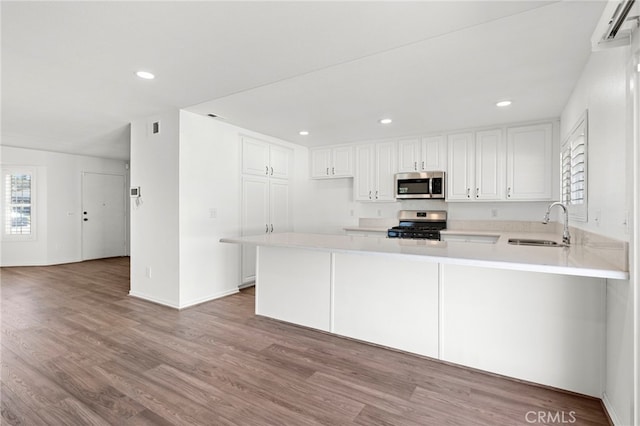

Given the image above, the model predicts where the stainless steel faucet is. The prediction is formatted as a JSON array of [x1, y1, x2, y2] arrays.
[[542, 202, 570, 245]]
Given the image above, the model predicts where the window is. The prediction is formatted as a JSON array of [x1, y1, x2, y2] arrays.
[[560, 111, 588, 221], [3, 167, 35, 238]]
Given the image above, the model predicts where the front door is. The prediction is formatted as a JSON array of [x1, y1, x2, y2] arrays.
[[81, 172, 126, 260]]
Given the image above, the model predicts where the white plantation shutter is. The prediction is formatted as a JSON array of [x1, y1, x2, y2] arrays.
[[560, 113, 587, 221], [3, 168, 35, 239]]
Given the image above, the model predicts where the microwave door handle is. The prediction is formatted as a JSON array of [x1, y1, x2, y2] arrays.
[[428, 177, 433, 197]]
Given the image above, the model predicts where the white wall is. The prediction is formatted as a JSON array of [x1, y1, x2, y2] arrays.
[[0, 146, 128, 267], [561, 39, 636, 425], [129, 110, 181, 307], [177, 111, 243, 307], [130, 110, 300, 308]]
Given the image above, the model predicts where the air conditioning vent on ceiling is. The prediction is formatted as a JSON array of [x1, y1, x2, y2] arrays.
[[592, 0, 639, 50]]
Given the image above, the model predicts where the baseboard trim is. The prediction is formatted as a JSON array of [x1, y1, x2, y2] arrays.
[[178, 288, 239, 310], [129, 288, 240, 310], [602, 392, 621, 426], [128, 291, 180, 309]]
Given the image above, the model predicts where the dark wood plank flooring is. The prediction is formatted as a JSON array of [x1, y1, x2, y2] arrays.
[[1, 258, 610, 425]]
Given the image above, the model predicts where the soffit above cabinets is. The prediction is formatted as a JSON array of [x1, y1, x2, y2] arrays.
[[3, 1, 605, 159]]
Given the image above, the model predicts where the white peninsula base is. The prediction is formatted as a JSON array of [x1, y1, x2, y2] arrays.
[[255, 245, 605, 398]]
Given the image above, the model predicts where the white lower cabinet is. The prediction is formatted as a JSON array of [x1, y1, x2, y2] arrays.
[[241, 176, 290, 284], [333, 253, 439, 358], [256, 246, 331, 331], [252, 246, 605, 397]]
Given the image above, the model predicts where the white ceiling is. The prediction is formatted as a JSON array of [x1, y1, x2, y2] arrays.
[[2, 1, 605, 160]]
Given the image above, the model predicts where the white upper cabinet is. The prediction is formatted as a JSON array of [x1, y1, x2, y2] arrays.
[[242, 136, 290, 179], [242, 137, 271, 176], [447, 130, 504, 201], [269, 144, 291, 179], [398, 138, 421, 172], [375, 141, 397, 201], [506, 123, 553, 200], [475, 129, 505, 201], [398, 136, 446, 172], [310, 146, 353, 178], [354, 141, 397, 202], [447, 133, 475, 200], [447, 122, 553, 202]]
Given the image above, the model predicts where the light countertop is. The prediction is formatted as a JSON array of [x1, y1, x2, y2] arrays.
[[220, 231, 629, 280]]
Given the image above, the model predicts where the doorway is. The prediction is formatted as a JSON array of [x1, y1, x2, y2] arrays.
[[81, 172, 126, 260]]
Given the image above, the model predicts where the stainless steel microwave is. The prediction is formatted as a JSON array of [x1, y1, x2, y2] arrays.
[[395, 171, 445, 199]]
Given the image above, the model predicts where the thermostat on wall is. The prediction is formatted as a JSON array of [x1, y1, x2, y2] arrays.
[[130, 187, 140, 198]]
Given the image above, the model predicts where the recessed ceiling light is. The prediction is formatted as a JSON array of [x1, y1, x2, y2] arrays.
[[379, 118, 393, 124], [136, 71, 155, 80], [299, 130, 309, 136], [496, 100, 512, 107]]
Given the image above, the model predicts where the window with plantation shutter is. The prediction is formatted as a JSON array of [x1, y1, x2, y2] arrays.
[[560, 112, 587, 222], [2, 167, 36, 239]]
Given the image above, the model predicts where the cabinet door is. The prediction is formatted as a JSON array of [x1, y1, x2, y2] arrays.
[[241, 176, 270, 283], [422, 135, 446, 171], [447, 133, 474, 200], [398, 138, 421, 172], [506, 123, 552, 200], [269, 145, 290, 179], [332, 146, 353, 177], [242, 137, 270, 177], [375, 142, 397, 201], [354, 145, 374, 201], [475, 129, 505, 201], [269, 180, 290, 233], [310, 148, 331, 178]]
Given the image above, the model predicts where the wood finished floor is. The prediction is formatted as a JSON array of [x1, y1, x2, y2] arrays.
[[1, 257, 610, 425]]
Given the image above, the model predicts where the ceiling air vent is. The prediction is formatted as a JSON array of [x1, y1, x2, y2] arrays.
[[592, 0, 639, 50]]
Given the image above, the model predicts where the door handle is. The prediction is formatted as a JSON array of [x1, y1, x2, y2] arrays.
[[270, 167, 273, 176], [466, 188, 470, 198], [375, 190, 379, 199], [326, 167, 329, 175], [507, 187, 512, 198], [265, 224, 269, 233], [421, 161, 425, 170], [476, 188, 479, 198], [265, 166, 269, 175], [83, 218, 88, 222], [368, 190, 372, 200], [414, 162, 417, 171], [332, 167, 335, 175], [270, 224, 274, 233]]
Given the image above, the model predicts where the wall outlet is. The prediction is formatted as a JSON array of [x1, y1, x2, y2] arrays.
[[491, 208, 498, 218], [209, 208, 217, 219], [594, 210, 601, 226], [145, 266, 152, 279]]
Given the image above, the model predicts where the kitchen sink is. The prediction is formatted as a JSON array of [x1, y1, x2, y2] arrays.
[[508, 238, 566, 247]]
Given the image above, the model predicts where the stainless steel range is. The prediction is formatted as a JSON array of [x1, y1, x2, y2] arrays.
[[387, 210, 447, 240]]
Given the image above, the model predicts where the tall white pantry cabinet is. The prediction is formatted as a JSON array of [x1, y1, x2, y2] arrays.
[[241, 136, 292, 284]]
